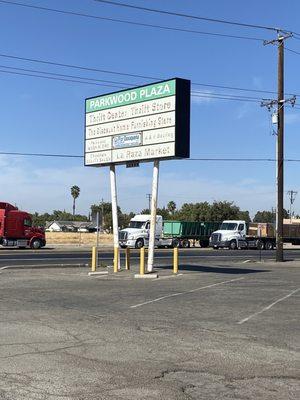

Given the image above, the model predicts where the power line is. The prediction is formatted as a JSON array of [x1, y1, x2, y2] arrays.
[[0, 63, 281, 96], [0, 68, 271, 103], [0, 64, 133, 86], [0, 0, 264, 42], [0, 68, 126, 88], [186, 158, 300, 162], [192, 91, 264, 100], [1, 52, 298, 97], [286, 47, 300, 56], [2, 151, 300, 162], [0, 151, 82, 158], [93, 0, 285, 33], [191, 94, 260, 103], [2, 66, 300, 106], [192, 82, 282, 96], [0, 51, 158, 80], [0, 64, 280, 102]]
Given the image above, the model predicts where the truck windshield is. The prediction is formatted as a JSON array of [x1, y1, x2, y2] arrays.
[[129, 221, 145, 229], [220, 223, 238, 230]]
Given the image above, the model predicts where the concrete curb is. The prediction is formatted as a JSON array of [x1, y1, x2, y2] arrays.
[[134, 273, 159, 279], [88, 271, 109, 276], [0, 263, 89, 270]]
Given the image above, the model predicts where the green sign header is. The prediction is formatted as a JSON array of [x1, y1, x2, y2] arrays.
[[86, 79, 176, 113]]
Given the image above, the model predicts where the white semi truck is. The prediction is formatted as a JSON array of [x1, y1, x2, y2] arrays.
[[209, 219, 300, 250], [119, 214, 220, 249], [118, 214, 165, 249]]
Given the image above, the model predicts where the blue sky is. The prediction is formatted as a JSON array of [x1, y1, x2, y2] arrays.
[[1, 0, 300, 217]]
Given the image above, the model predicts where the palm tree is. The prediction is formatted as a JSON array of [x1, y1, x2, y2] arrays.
[[71, 185, 80, 216]]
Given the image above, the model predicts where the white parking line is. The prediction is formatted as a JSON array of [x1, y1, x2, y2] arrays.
[[237, 287, 300, 324], [130, 277, 244, 309]]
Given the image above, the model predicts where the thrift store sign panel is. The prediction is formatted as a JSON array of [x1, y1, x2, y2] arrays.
[[84, 78, 190, 166]]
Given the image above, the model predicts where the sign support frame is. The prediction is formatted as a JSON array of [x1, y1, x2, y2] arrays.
[[147, 159, 160, 273], [109, 164, 120, 272]]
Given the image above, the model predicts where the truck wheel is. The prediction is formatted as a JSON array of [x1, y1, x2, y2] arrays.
[[199, 240, 209, 248], [229, 240, 238, 250], [256, 240, 265, 250], [31, 239, 42, 249], [172, 238, 180, 248], [135, 238, 144, 249], [265, 241, 274, 250], [182, 239, 190, 248]]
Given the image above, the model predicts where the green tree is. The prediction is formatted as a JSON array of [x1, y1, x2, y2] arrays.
[[71, 185, 80, 216], [176, 202, 211, 221], [237, 210, 251, 223], [141, 208, 150, 214], [253, 209, 289, 223], [210, 201, 241, 221], [141, 207, 171, 220], [167, 201, 177, 215], [30, 210, 88, 227], [91, 202, 122, 230]]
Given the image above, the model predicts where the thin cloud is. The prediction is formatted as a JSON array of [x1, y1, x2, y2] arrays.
[[0, 157, 281, 218]]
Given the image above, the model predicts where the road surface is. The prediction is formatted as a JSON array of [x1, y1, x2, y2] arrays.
[[1, 247, 300, 267]]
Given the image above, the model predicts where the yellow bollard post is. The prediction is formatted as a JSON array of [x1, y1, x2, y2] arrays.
[[125, 247, 130, 270], [91, 246, 97, 272], [140, 247, 145, 275], [113, 247, 119, 273], [173, 247, 179, 274]]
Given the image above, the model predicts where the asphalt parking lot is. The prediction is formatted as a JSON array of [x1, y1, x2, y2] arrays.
[[0, 259, 299, 399]]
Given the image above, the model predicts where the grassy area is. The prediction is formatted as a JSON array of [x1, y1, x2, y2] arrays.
[[46, 232, 113, 246]]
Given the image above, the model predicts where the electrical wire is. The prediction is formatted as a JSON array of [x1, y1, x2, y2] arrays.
[[192, 91, 264, 100], [0, 0, 264, 42], [192, 82, 280, 96], [0, 68, 270, 103], [286, 47, 300, 56], [1, 151, 300, 162], [0, 68, 126, 88], [0, 63, 282, 96], [93, 0, 285, 33], [191, 94, 260, 103], [0, 52, 298, 97], [0, 151, 82, 158], [0, 51, 158, 80], [1, 63, 299, 106], [2, 65, 300, 106], [0, 64, 134, 86]]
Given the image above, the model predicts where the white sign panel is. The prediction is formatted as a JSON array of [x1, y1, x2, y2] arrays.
[[85, 78, 190, 166]]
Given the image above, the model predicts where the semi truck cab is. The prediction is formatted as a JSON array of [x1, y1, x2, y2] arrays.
[[0, 202, 46, 249], [209, 220, 247, 250], [119, 214, 163, 249]]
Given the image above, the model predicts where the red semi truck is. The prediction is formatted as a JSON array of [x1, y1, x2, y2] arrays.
[[0, 202, 46, 249]]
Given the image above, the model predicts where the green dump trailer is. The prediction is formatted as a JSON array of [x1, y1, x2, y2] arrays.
[[162, 220, 221, 248]]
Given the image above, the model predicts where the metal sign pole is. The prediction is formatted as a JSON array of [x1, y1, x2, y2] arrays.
[[147, 160, 160, 273], [96, 211, 100, 267], [110, 164, 120, 272]]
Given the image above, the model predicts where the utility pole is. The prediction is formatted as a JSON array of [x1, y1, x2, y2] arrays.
[[261, 32, 296, 262], [146, 193, 151, 212], [287, 190, 297, 222], [277, 36, 284, 262]]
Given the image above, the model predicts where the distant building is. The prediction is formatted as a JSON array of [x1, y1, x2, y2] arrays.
[[45, 221, 96, 232], [284, 218, 300, 224]]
